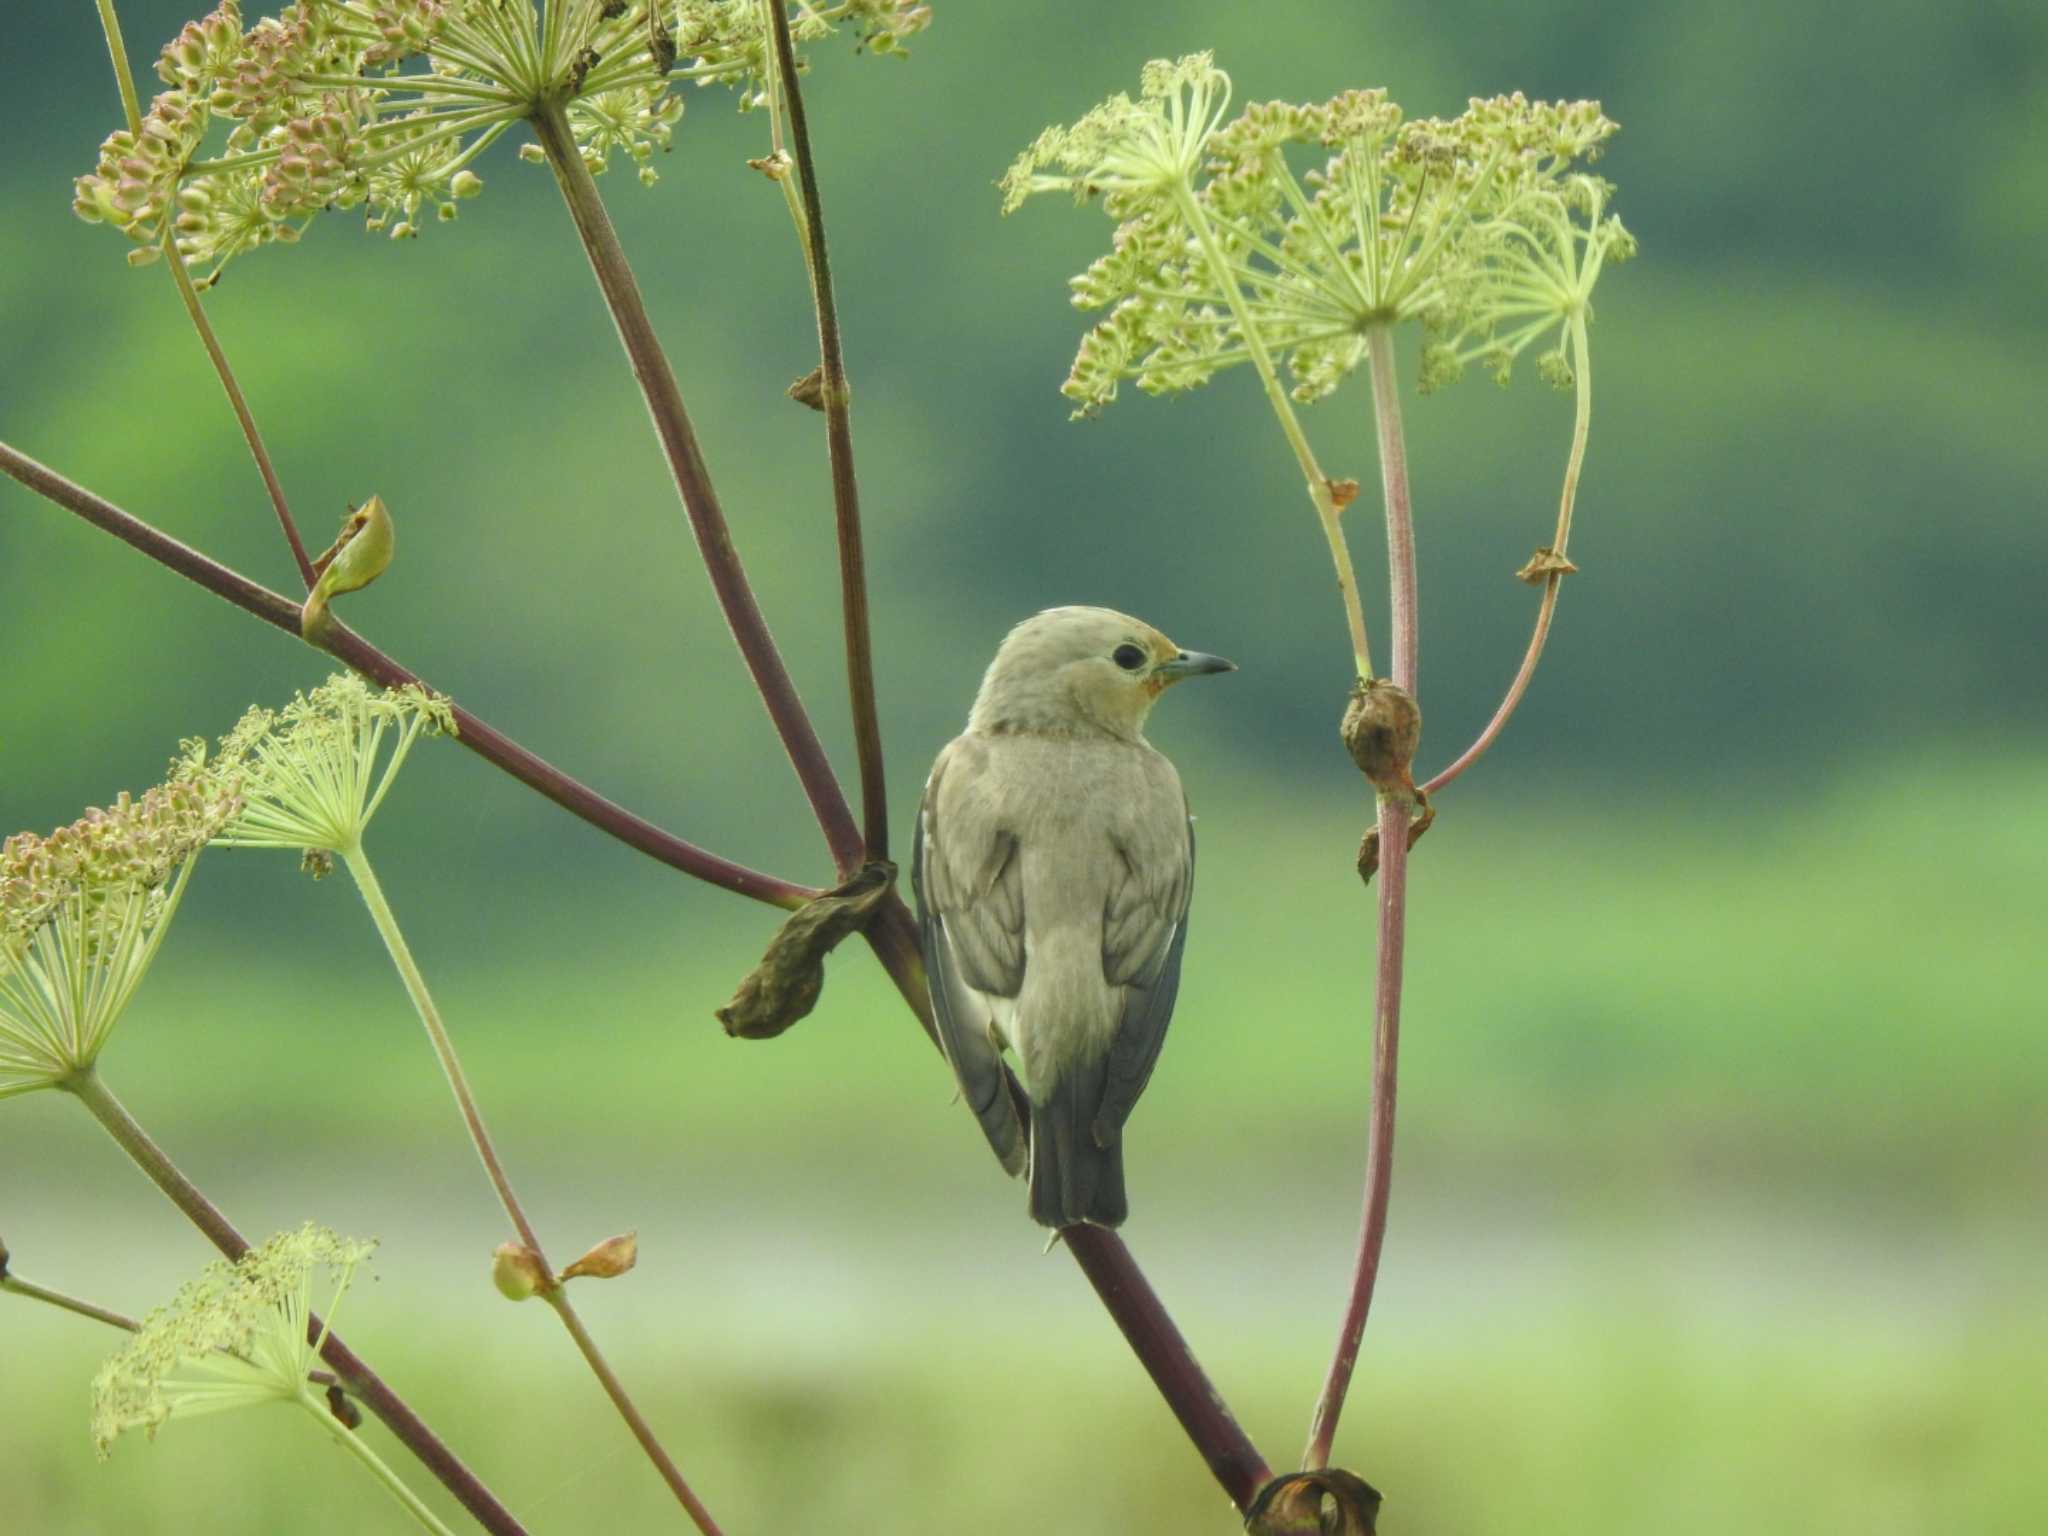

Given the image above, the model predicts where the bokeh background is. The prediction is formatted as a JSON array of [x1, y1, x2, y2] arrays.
[[4, 2, 2044, 1532]]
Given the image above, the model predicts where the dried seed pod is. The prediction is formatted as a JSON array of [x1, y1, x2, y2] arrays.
[[561, 1232, 638, 1282], [1340, 678, 1421, 806], [1246, 1469, 1382, 1534]]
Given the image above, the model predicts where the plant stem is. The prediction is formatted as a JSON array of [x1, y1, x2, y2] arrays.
[[92, 0, 142, 137], [1, 1271, 139, 1332], [0, 442, 812, 910], [340, 844, 723, 1533], [7, 444, 1278, 1515], [167, 257, 318, 589], [764, 0, 890, 864], [60, 1066, 530, 1536], [300, 1387, 458, 1536], [1171, 186, 1374, 682], [339, 846, 543, 1252], [543, 1292, 727, 1536], [1303, 325, 1419, 1471], [1368, 328, 1419, 695], [1066, 1228, 1274, 1511], [1423, 307, 1592, 796], [857, 893, 1275, 1515], [94, 0, 316, 590], [530, 99, 866, 878]]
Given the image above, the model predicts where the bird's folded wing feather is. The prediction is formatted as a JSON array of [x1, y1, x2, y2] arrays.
[[913, 738, 1026, 1174], [1093, 811, 1195, 1147]]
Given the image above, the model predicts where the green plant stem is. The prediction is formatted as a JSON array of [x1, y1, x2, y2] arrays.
[[92, 0, 142, 135], [543, 1292, 728, 1536], [300, 1387, 458, 1536], [1423, 307, 1592, 795], [530, 98, 866, 879], [1, 1271, 139, 1332], [1171, 185, 1375, 682], [4, 441, 1276, 1514], [765, 0, 890, 865], [58, 1066, 530, 1536], [339, 845, 542, 1251], [165, 256, 318, 589], [339, 843, 723, 1536], [0, 442, 812, 910], [1304, 325, 1418, 1472], [94, 0, 316, 590]]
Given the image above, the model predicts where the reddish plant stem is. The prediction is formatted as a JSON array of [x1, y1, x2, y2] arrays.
[[765, 3, 890, 865], [0, 441, 811, 910], [1067, 1228, 1275, 1510], [1423, 308, 1593, 797], [1304, 326, 1420, 1471], [860, 892, 1274, 1515], [64, 1068, 529, 1536], [94, 0, 315, 590], [530, 101, 865, 879], [544, 1293, 726, 1536], [8, 434, 1279, 1519], [167, 256, 317, 589], [1421, 583, 1558, 797]]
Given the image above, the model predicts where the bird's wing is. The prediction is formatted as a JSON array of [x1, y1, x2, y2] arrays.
[[1092, 807, 1195, 1148], [913, 738, 1027, 1175]]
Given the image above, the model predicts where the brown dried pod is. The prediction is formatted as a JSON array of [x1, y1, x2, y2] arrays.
[[718, 861, 896, 1039], [1245, 1469, 1382, 1535], [1340, 678, 1422, 806], [561, 1231, 638, 1282], [1516, 545, 1579, 585], [1356, 797, 1435, 885], [325, 1384, 364, 1429], [786, 364, 827, 411]]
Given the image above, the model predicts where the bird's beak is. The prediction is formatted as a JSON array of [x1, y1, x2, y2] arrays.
[[1156, 649, 1237, 682]]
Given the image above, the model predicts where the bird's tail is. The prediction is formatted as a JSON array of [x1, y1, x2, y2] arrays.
[[1027, 1055, 1126, 1229]]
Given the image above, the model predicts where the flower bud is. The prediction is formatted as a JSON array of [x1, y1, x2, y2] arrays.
[[491, 1242, 548, 1301]]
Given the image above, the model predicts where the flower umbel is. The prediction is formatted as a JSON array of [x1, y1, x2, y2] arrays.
[[213, 674, 455, 858], [0, 764, 238, 1099], [75, 1, 934, 285], [1004, 61, 1633, 413], [92, 1223, 375, 1454]]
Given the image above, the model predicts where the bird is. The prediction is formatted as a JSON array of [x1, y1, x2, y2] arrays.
[[912, 606, 1234, 1229]]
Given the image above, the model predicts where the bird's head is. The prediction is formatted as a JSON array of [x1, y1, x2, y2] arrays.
[[967, 606, 1235, 741]]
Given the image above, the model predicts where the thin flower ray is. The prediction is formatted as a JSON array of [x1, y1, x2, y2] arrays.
[[211, 676, 451, 857], [0, 774, 234, 1098]]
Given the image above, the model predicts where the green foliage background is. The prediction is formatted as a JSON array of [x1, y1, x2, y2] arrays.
[[3, 2, 2043, 1532]]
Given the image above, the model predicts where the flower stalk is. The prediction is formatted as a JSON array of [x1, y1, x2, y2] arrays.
[[530, 97, 867, 878], [212, 675, 723, 1535], [0, 440, 812, 909], [59, 1067, 529, 1536], [92, 1224, 455, 1536], [1303, 327, 1419, 1472], [765, 0, 892, 863], [91, 0, 314, 588], [1424, 305, 1593, 794]]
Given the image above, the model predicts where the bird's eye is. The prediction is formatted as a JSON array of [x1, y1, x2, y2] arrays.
[[1112, 643, 1148, 672]]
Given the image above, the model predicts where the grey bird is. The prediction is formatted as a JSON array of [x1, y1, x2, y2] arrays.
[[913, 606, 1234, 1228]]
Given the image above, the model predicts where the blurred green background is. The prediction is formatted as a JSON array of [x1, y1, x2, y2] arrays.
[[4, 1, 2044, 1532]]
